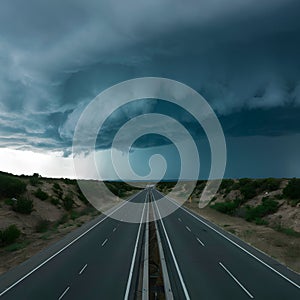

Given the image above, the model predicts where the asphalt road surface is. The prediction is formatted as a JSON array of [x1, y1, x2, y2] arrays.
[[0, 187, 299, 299], [0, 189, 148, 300], [151, 188, 300, 300]]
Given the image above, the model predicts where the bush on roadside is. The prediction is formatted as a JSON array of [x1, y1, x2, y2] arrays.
[[50, 197, 60, 206], [29, 173, 41, 186], [0, 224, 21, 246], [63, 194, 73, 211], [283, 178, 300, 205], [34, 188, 48, 201], [70, 210, 80, 220], [257, 178, 281, 192], [0, 173, 27, 198], [13, 197, 33, 214], [220, 179, 235, 192], [240, 180, 258, 200], [210, 198, 244, 215], [52, 182, 63, 198], [245, 198, 279, 222]]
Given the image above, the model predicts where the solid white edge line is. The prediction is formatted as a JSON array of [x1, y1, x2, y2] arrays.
[[196, 238, 205, 247], [159, 191, 300, 290], [58, 286, 70, 300], [152, 191, 191, 300], [142, 196, 149, 300], [219, 262, 254, 298], [0, 189, 146, 297], [79, 264, 88, 275], [124, 196, 147, 300]]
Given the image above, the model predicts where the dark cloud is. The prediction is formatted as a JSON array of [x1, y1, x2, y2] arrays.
[[0, 0, 300, 178]]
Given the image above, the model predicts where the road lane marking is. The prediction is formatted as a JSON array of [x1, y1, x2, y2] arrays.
[[219, 262, 254, 298], [152, 202, 174, 300], [161, 192, 300, 290], [113, 227, 117, 232], [0, 190, 146, 297], [178, 218, 182, 222], [152, 192, 190, 300], [142, 202, 149, 300], [79, 264, 87, 275], [186, 226, 191, 232], [124, 198, 147, 300], [196, 237, 205, 247], [101, 239, 108, 247], [58, 286, 70, 300]]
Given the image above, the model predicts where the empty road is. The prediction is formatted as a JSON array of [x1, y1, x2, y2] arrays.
[[0, 187, 299, 299]]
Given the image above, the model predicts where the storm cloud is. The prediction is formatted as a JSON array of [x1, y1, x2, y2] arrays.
[[0, 0, 300, 178]]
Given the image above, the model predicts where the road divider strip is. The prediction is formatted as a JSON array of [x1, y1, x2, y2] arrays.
[[124, 196, 147, 300], [151, 196, 174, 300], [152, 191, 191, 300], [142, 196, 149, 300]]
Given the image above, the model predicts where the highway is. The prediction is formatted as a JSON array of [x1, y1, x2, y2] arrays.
[[151, 189, 300, 299], [0, 187, 299, 299], [0, 189, 148, 300]]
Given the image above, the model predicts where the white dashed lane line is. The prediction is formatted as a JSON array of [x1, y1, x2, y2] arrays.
[[196, 237, 205, 247], [113, 227, 117, 232], [79, 264, 88, 275], [186, 226, 191, 232], [58, 286, 70, 300], [101, 239, 108, 247]]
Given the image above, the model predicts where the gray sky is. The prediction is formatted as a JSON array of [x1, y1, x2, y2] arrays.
[[0, 0, 300, 179]]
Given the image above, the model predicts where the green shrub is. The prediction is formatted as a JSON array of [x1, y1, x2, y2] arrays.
[[53, 182, 63, 198], [220, 179, 235, 191], [274, 225, 300, 237], [257, 178, 281, 191], [0, 174, 26, 198], [13, 197, 33, 214], [53, 182, 62, 191], [70, 211, 80, 220], [275, 193, 284, 200], [245, 198, 279, 222], [63, 195, 73, 211], [77, 191, 89, 205], [34, 188, 48, 201], [0, 224, 21, 245], [210, 200, 238, 215], [5, 242, 28, 252], [283, 178, 300, 200], [254, 218, 268, 225], [240, 181, 258, 200], [50, 197, 59, 206], [29, 173, 41, 186]]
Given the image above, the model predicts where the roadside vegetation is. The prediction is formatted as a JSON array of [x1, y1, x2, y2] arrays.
[[157, 177, 299, 237], [0, 171, 139, 271]]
